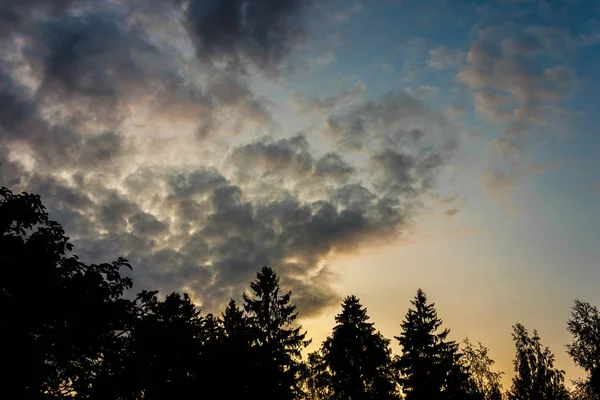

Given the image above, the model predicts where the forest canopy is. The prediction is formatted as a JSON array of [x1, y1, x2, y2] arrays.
[[1, 186, 598, 400]]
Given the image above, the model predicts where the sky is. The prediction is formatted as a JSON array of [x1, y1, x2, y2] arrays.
[[1, 0, 599, 388]]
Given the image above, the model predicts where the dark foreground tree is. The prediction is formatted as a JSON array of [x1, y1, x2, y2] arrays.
[[243, 266, 310, 400], [94, 291, 208, 399], [507, 323, 569, 400], [462, 338, 504, 400], [221, 299, 255, 398], [567, 299, 600, 399], [1, 187, 134, 398], [315, 295, 398, 400], [395, 289, 474, 400], [301, 350, 334, 400]]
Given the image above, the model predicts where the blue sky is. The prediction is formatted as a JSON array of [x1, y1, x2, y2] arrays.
[[0, 0, 598, 389]]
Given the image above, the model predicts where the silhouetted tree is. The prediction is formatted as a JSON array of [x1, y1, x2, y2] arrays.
[[571, 378, 600, 400], [462, 338, 504, 400], [507, 323, 569, 400], [395, 289, 474, 400], [567, 299, 600, 399], [115, 291, 205, 399], [1, 187, 134, 399], [221, 299, 255, 397], [243, 266, 310, 400], [301, 350, 334, 400], [313, 295, 398, 400]]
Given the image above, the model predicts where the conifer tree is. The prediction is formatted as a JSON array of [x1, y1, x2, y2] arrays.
[[221, 299, 255, 397], [395, 289, 473, 400], [124, 291, 205, 399], [243, 266, 310, 400], [507, 323, 569, 400], [317, 295, 398, 400]]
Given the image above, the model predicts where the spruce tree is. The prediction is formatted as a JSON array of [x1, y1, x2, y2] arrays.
[[125, 291, 205, 400], [318, 295, 398, 400], [507, 323, 569, 400], [221, 299, 254, 398], [395, 289, 472, 400], [243, 266, 309, 400]]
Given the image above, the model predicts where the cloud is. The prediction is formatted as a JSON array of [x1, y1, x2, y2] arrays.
[[457, 24, 581, 198], [0, 0, 456, 320], [185, 0, 319, 76], [290, 79, 365, 115], [482, 161, 559, 201], [323, 91, 430, 151], [428, 45, 465, 70]]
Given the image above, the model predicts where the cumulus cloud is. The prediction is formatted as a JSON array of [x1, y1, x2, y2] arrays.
[[185, 0, 318, 76], [0, 0, 455, 319]]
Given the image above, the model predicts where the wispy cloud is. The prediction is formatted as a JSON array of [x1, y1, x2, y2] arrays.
[[428, 45, 465, 70], [457, 22, 583, 199]]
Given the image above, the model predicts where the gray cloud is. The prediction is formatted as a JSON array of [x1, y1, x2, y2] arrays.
[[185, 0, 318, 76], [0, 0, 453, 320], [0, 0, 281, 170], [229, 134, 314, 180], [314, 152, 355, 182], [324, 92, 427, 150]]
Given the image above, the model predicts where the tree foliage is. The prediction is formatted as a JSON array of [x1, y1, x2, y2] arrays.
[[462, 338, 504, 400], [395, 289, 474, 400], [507, 323, 569, 400], [1, 186, 134, 398], [310, 295, 398, 400], [567, 299, 600, 399], [4, 187, 596, 400], [243, 266, 311, 400]]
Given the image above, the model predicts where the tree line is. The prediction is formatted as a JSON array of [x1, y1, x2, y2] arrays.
[[2, 186, 598, 400]]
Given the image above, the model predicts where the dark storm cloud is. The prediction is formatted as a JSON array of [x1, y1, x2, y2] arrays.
[[33, 12, 152, 96], [185, 0, 316, 75], [0, 0, 74, 36], [0, 75, 35, 138]]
